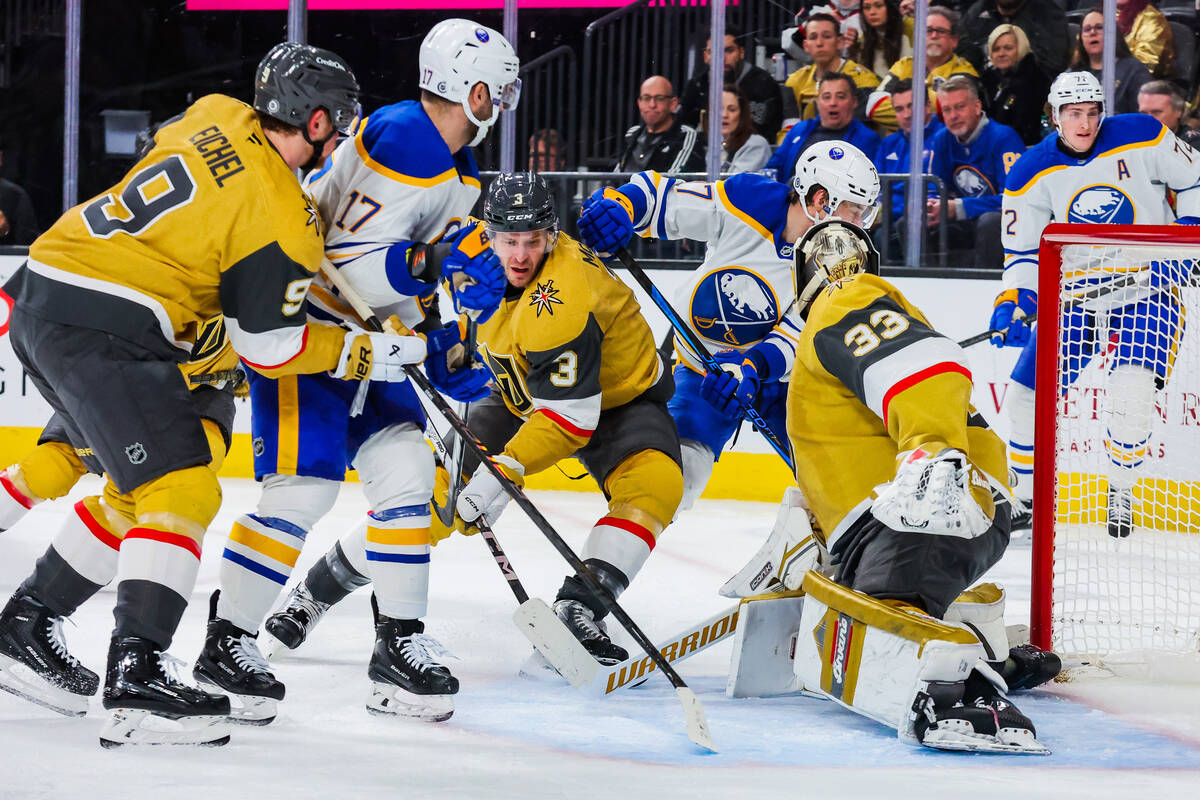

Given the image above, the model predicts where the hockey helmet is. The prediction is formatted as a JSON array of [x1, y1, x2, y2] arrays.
[[254, 42, 361, 136], [793, 219, 880, 317], [484, 173, 559, 249], [1048, 71, 1105, 124], [792, 141, 881, 228], [420, 19, 522, 146]]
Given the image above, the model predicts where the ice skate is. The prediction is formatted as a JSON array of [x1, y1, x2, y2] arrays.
[[553, 599, 628, 665], [263, 581, 330, 652], [913, 672, 1049, 755], [1002, 643, 1062, 691], [193, 592, 285, 725], [366, 617, 458, 722], [1008, 497, 1032, 534], [1107, 487, 1133, 538], [100, 636, 231, 747], [0, 591, 98, 717]]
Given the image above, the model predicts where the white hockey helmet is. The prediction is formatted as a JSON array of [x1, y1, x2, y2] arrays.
[[792, 141, 881, 227], [1048, 71, 1105, 124], [419, 19, 521, 146]]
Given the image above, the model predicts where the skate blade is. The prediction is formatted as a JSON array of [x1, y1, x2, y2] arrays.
[[194, 676, 278, 725], [99, 708, 231, 747], [0, 654, 90, 717], [260, 630, 297, 661], [517, 649, 571, 685], [921, 725, 1050, 755], [366, 681, 454, 722]]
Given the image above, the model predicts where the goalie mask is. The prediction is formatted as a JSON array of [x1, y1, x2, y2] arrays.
[[794, 219, 880, 317]]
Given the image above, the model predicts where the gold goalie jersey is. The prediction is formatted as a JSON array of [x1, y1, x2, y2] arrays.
[[477, 234, 665, 475], [13, 94, 344, 376], [787, 272, 1008, 536]]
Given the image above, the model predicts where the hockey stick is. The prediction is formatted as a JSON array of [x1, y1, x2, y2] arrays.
[[958, 313, 1038, 348], [613, 247, 794, 472], [319, 258, 715, 751], [187, 367, 247, 389]]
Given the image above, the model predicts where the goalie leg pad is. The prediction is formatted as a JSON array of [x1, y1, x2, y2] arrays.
[[943, 583, 1008, 663], [726, 590, 804, 698], [720, 486, 826, 598]]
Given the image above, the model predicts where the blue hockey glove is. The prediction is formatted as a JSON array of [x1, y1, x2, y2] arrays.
[[578, 188, 635, 256], [700, 349, 763, 423], [1146, 259, 1194, 292], [989, 289, 1037, 348], [425, 321, 494, 402], [1174, 216, 1200, 226], [443, 222, 506, 323]]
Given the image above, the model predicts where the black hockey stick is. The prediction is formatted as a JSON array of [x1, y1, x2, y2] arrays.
[[187, 367, 247, 389], [958, 313, 1038, 348], [613, 247, 794, 472], [320, 259, 715, 751]]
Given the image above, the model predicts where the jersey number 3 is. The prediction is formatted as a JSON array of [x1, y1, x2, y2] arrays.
[[82, 156, 197, 239]]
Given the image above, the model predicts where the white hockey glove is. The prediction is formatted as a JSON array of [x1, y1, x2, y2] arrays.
[[456, 455, 525, 527], [332, 329, 427, 382], [871, 448, 993, 539]]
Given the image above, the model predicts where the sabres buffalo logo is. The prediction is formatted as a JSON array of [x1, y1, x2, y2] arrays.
[[954, 166, 994, 197], [690, 267, 779, 347], [1068, 185, 1135, 224]]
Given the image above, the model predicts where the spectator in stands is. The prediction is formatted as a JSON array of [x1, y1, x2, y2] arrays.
[[712, 85, 771, 174], [1070, 10, 1152, 115], [678, 25, 784, 143], [615, 75, 705, 174], [980, 24, 1053, 145], [767, 72, 883, 183], [528, 129, 566, 172], [1138, 81, 1200, 149], [1118, 0, 1175, 79], [858, 0, 914, 80], [876, 79, 945, 225], [878, 7, 978, 95], [899, 0, 914, 16], [808, 0, 865, 57], [785, 13, 894, 134], [927, 75, 1024, 270], [959, 0, 1069, 79], [0, 137, 37, 246]]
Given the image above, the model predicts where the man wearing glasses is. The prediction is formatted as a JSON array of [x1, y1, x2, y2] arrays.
[[878, 6, 978, 95], [615, 76, 705, 174]]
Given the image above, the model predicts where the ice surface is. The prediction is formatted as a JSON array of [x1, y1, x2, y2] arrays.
[[2, 477, 1198, 798]]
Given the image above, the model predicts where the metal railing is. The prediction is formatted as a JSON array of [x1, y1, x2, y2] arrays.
[[514, 45, 578, 172], [877, 173, 951, 269]]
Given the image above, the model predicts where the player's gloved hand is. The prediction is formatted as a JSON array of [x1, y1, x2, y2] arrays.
[[989, 288, 1037, 348], [442, 222, 506, 323], [1174, 216, 1200, 226], [700, 349, 763, 422], [425, 320, 493, 402], [457, 454, 525, 527], [578, 188, 635, 256], [1145, 259, 1194, 291], [332, 328, 427, 382], [871, 446, 993, 539]]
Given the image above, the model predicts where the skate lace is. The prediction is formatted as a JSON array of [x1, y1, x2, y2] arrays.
[[286, 587, 329, 629], [563, 603, 606, 639], [398, 634, 455, 672], [226, 634, 271, 674], [45, 617, 80, 667], [157, 651, 200, 688]]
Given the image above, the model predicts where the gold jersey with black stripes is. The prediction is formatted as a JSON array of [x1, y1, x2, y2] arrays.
[[787, 272, 1008, 535], [476, 233, 663, 475]]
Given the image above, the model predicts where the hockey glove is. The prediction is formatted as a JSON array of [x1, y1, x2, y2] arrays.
[[430, 464, 478, 544], [1144, 259, 1195, 292], [442, 222, 506, 323], [988, 289, 1037, 348], [871, 447, 993, 539], [1174, 216, 1200, 226], [332, 328, 427, 382], [700, 349, 763, 423], [578, 188, 635, 256], [457, 454, 525, 527], [425, 320, 493, 402]]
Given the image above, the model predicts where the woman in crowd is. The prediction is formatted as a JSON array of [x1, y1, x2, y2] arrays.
[[1070, 8, 1152, 115], [1117, 0, 1175, 79], [857, 0, 914, 81], [981, 24, 1052, 146], [715, 85, 771, 173]]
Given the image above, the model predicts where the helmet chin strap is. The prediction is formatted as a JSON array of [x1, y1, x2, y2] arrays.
[[464, 98, 497, 147], [300, 125, 337, 173]]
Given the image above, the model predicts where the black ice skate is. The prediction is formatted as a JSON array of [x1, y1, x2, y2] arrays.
[[263, 581, 330, 653], [1107, 487, 1133, 538], [1002, 643, 1062, 691], [193, 592, 285, 725], [0, 591, 98, 717], [913, 671, 1049, 755], [100, 636, 231, 747], [553, 599, 628, 665], [1008, 498, 1032, 533], [367, 616, 458, 722]]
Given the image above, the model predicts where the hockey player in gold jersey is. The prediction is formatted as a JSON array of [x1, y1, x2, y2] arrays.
[[269, 173, 683, 667], [0, 43, 426, 747]]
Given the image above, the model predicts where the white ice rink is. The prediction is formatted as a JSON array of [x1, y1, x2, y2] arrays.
[[2, 477, 1199, 799]]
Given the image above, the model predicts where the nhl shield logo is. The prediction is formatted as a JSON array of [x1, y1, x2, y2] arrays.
[[125, 442, 147, 465]]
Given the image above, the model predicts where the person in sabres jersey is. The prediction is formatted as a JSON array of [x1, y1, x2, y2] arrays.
[[194, 20, 517, 725], [268, 174, 683, 668], [990, 71, 1200, 536], [576, 140, 880, 515], [0, 42, 432, 747]]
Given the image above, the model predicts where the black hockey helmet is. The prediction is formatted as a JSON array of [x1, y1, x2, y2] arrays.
[[794, 219, 879, 317], [483, 172, 559, 235], [254, 42, 361, 136]]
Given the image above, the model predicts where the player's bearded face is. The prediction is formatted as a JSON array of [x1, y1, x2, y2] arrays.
[[493, 229, 551, 287], [1057, 103, 1101, 152]]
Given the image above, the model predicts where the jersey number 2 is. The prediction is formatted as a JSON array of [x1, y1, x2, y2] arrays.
[[82, 155, 197, 239]]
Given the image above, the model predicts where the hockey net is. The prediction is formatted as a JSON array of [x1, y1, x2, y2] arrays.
[[1032, 223, 1200, 679]]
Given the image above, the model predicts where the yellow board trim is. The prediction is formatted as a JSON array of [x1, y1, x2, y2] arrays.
[[366, 526, 432, 546], [229, 521, 301, 567]]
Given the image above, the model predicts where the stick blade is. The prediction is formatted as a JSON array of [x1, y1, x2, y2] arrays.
[[676, 686, 717, 753], [513, 598, 599, 689]]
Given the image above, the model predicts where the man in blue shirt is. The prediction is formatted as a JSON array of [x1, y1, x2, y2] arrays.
[[873, 80, 946, 261], [767, 72, 882, 183]]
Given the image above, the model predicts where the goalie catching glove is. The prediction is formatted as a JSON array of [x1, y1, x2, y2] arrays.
[[871, 447, 993, 539], [456, 454, 524, 527], [332, 318, 427, 382]]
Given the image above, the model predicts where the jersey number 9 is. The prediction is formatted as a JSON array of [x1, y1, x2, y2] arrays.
[[82, 156, 197, 239]]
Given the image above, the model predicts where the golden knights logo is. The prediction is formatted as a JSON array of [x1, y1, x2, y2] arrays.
[[528, 279, 563, 317]]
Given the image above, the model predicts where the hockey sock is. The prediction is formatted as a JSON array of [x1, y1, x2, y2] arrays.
[[1105, 364, 1157, 491], [305, 540, 370, 606], [360, 505, 432, 621], [218, 514, 308, 633], [113, 528, 201, 650], [1006, 382, 1036, 501], [556, 558, 630, 621], [17, 497, 122, 616]]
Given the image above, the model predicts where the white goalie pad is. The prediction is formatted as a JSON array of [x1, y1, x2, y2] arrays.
[[871, 448, 992, 539], [792, 571, 986, 741], [720, 486, 827, 598], [943, 583, 1010, 664], [726, 590, 806, 698]]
